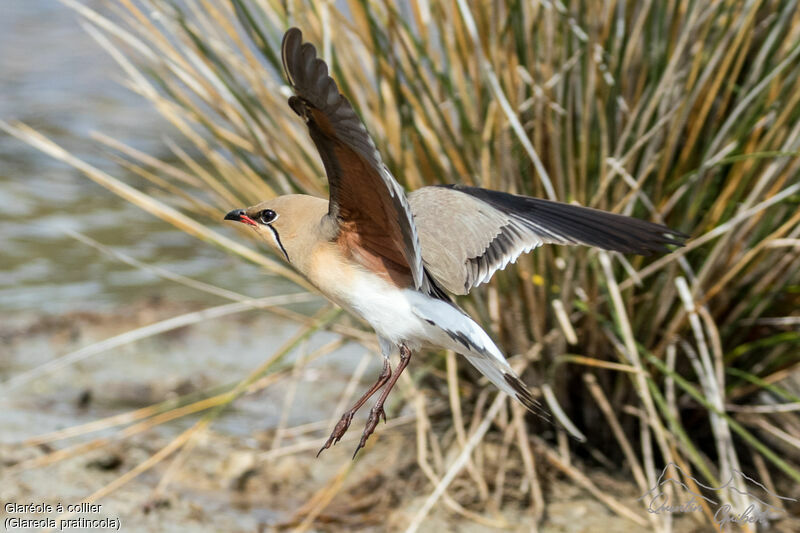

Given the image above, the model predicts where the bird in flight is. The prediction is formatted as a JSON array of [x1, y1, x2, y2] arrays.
[[225, 28, 686, 457]]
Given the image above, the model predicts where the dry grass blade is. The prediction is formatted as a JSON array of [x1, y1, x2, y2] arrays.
[[258, 411, 426, 462], [583, 374, 648, 493], [0, 293, 315, 393], [405, 392, 507, 533], [600, 252, 670, 475], [292, 460, 353, 532], [445, 350, 489, 500], [411, 387, 504, 528], [531, 436, 648, 527], [40, 306, 340, 529], [0, 120, 310, 289], [12, 334, 346, 477]]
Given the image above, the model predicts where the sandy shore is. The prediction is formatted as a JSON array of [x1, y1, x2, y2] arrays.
[[0, 301, 760, 532]]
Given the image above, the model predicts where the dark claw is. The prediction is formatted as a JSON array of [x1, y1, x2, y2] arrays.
[[317, 411, 355, 457], [352, 405, 384, 459], [351, 345, 412, 458]]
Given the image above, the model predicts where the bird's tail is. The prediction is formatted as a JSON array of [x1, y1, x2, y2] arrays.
[[408, 291, 590, 440], [460, 352, 549, 420], [406, 290, 549, 419]]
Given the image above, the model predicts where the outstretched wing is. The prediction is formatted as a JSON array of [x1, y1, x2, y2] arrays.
[[409, 184, 687, 295], [281, 28, 424, 289]]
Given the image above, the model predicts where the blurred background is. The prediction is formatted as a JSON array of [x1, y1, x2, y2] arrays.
[[2, 1, 799, 532], [0, 0, 277, 314]]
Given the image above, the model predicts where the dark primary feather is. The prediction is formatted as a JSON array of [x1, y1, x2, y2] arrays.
[[443, 184, 687, 255], [280, 28, 426, 290]]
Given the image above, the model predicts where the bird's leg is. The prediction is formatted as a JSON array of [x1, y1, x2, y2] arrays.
[[317, 358, 392, 457], [353, 344, 412, 458]]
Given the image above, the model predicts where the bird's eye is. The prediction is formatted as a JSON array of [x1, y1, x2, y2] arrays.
[[259, 209, 277, 224]]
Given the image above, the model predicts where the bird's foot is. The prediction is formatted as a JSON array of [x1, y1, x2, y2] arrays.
[[352, 404, 386, 459], [351, 344, 410, 458], [317, 410, 355, 457]]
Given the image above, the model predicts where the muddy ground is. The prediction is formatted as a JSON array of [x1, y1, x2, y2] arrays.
[[0, 301, 791, 532]]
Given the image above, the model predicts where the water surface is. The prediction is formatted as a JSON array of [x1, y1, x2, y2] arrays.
[[0, 0, 282, 315]]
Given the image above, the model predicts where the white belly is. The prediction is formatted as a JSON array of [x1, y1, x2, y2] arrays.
[[343, 273, 430, 348], [335, 270, 504, 361], [306, 243, 505, 355]]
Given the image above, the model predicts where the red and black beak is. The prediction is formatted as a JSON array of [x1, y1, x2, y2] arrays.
[[224, 209, 258, 226]]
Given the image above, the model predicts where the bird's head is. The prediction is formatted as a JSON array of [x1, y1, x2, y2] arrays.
[[224, 194, 329, 264]]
